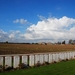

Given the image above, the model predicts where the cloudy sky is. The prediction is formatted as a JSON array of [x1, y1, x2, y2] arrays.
[[0, 0, 75, 43]]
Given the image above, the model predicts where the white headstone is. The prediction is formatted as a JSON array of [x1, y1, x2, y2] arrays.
[[13, 56, 20, 68], [5, 56, 12, 67], [59, 53, 64, 61], [62, 53, 65, 60], [22, 55, 28, 65], [72, 52, 75, 59], [64, 52, 67, 60], [73, 52, 75, 58], [0, 56, 3, 66], [44, 54, 48, 63], [55, 53, 59, 62], [29, 55, 34, 66], [49, 54, 53, 63], [67, 52, 70, 60], [35, 55, 40, 65], [39, 54, 44, 64], [52, 53, 56, 62], [59, 53, 61, 61], [70, 52, 73, 59], [61, 53, 64, 60], [69, 52, 71, 59]]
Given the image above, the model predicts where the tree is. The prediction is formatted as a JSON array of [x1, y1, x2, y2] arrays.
[[69, 39, 75, 44], [5, 41, 8, 43], [69, 39, 72, 44], [62, 40, 65, 44]]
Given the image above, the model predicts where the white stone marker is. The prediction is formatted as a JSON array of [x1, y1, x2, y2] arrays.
[[70, 52, 73, 59], [35, 55, 40, 65], [49, 54, 53, 63], [29, 55, 34, 66], [73, 52, 75, 59], [59, 53, 61, 61], [58, 53, 61, 61], [44, 54, 48, 63], [63, 52, 65, 60], [52, 53, 56, 62], [63, 53, 65, 60], [55, 53, 59, 62], [39, 54, 44, 64], [69, 52, 71, 59], [67, 52, 70, 60], [22, 55, 28, 65], [61, 53, 64, 60], [72, 52, 75, 59], [59, 53, 64, 61], [13, 56, 20, 68], [0, 56, 3, 66], [5, 56, 12, 67], [64, 52, 66, 60]]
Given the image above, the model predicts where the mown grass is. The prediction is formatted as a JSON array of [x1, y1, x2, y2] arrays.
[[1, 60, 75, 75]]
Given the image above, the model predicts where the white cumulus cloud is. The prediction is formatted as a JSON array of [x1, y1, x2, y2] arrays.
[[20, 16, 75, 42]]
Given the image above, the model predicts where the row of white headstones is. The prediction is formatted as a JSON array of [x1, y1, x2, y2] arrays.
[[0, 51, 75, 69]]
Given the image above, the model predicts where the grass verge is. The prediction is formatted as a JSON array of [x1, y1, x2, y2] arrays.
[[0, 60, 75, 75]]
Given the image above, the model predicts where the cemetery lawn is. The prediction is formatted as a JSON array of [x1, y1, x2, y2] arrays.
[[0, 60, 75, 75]]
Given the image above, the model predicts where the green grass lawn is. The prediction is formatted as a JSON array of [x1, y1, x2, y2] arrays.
[[1, 60, 75, 75]]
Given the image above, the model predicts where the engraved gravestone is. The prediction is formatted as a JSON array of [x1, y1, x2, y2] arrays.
[[22, 55, 28, 65], [69, 52, 71, 59], [0, 56, 3, 66], [62, 53, 65, 60], [59, 53, 64, 61], [49, 54, 53, 63], [29, 55, 34, 66], [44, 54, 48, 63], [13, 56, 20, 68], [39, 54, 44, 64], [67, 52, 70, 60], [64, 52, 67, 60], [70, 52, 73, 59], [5, 56, 12, 67], [52, 53, 56, 62], [66, 52, 68, 59], [55, 53, 59, 62], [73, 52, 75, 58], [72, 52, 74, 59], [35, 55, 40, 65]]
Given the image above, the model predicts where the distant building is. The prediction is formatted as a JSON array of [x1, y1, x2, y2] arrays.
[[38, 42, 46, 45], [46, 42, 53, 45]]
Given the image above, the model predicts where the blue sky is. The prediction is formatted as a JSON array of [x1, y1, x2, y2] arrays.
[[0, 0, 75, 43]]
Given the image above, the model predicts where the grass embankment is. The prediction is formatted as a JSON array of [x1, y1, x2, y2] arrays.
[[0, 60, 75, 75]]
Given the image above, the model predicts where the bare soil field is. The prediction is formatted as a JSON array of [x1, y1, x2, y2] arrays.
[[0, 44, 75, 55]]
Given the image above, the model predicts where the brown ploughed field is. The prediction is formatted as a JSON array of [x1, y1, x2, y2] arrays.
[[0, 44, 75, 55]]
